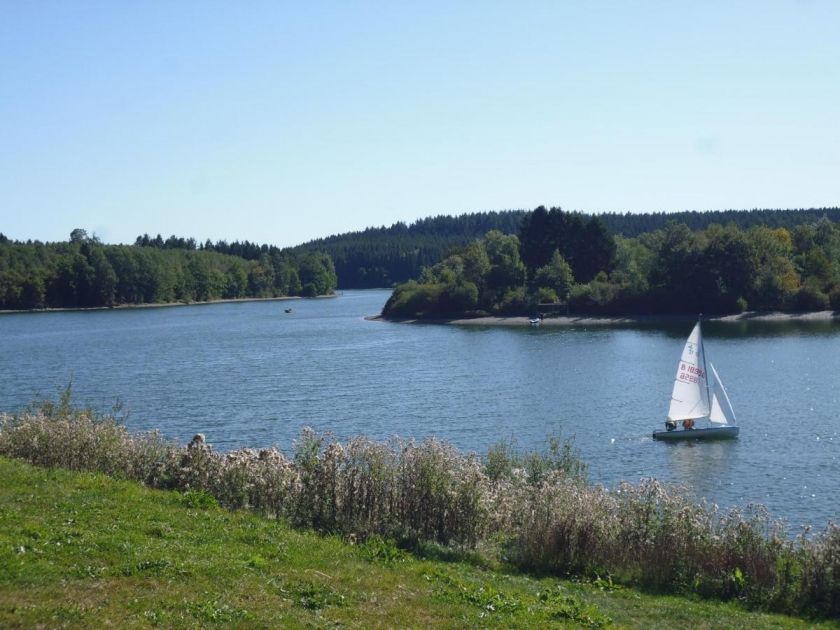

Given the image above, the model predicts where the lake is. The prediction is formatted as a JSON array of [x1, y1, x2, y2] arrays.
[[1, 289, 838, 530]]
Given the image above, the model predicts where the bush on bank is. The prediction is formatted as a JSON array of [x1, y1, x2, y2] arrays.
[[0, 400, 838, 619]]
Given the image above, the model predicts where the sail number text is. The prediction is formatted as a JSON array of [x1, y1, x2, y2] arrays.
[[678, 362, 705, 383]]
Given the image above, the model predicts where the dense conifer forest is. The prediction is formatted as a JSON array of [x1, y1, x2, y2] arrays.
[[292, 207, 840, 289], [0, 229, 336, 310], [4, 206, 839, 313], [382, 207, 840, 319], [289, 211, 528, 288], [599, 206, 840, 237]]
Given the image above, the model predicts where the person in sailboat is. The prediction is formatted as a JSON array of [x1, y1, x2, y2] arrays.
[[665, 417, 677, 431], [682, 419, 695, 430]]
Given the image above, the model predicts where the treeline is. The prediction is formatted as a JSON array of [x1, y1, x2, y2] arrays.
[[0, 229, 336, 310], [600, 206, 840, 237], [383, 206, 840, 318], [291, 211, 528, 288], [288, 207, 840, 289], [134, 232, 284, 261]]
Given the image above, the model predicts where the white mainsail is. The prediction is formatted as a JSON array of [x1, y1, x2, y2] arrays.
[[667, 322, 710, 421], [708, 363, 736, 425]]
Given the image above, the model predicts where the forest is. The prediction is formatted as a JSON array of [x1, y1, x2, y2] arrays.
[[294, 206, 840, 289], [0, 229, 336, 310], [5, 205, 840, 314], [382, 206, 840, 319], [289, 211, 527, 288]]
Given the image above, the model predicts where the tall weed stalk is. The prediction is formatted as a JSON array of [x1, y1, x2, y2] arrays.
[[0, 397, 837, 618]]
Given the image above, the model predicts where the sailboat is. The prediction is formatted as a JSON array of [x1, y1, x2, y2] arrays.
[[652, 320, 739, 441]]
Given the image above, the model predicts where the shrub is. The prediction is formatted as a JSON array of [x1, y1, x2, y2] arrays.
[[381, 281, 442, 318], [1, 397, 838, 618], [533, 286, 559, 305], [790, 284, 829, 312], [829, 286, 840, 311], [0, 397, 176, 483]]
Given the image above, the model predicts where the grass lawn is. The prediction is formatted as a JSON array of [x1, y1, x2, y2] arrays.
[[0, 457, 835, 629]]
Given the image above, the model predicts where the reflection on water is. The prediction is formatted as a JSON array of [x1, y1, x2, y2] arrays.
[[554, 317, 840, 340], [661, 439, 740, 505], [704, 318, 840, 339], [0, 291, 838, 529]]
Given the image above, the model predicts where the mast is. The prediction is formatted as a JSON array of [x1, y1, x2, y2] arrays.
[[699, 313, 711, 417]]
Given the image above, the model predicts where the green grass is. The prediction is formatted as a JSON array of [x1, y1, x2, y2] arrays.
[[0, 457, 835, 629]]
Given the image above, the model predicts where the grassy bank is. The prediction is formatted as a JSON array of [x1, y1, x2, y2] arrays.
[[1, 457, 833, 629], [1, 399, 839, 622]]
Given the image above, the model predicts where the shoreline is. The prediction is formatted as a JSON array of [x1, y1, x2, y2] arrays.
[[370, 310, 840, 326], [0, 293, 337, 315]]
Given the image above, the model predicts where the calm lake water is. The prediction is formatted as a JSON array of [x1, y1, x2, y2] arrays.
[[1, 290, 838, 529]]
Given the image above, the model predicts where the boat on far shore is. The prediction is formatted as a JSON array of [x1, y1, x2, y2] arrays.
[[653, 320, 739, 441]]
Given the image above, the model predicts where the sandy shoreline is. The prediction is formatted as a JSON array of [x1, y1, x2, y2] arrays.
[[369, 310, 840, 327], [0, 294, 339, 315]]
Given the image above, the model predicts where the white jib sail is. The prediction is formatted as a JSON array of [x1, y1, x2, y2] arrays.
[[667, 322, 710, 421], [708, 363, 736, 425]]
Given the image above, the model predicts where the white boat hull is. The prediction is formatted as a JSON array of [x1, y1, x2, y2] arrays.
[[652, 426, 739, 441]]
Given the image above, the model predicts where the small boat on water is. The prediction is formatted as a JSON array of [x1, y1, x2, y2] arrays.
[[529, 317, 541, 326], [284, 308, 293, 313], [653, 320, 739, 441]]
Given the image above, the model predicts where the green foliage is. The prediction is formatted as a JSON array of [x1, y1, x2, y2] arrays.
[[381, 231, 526, 318], [829, 286, 840, 311], [485, 436, 587, 486], [0, 232, 337, 310], [2, 404, 840, 623], [485, 440, 518, 483], [539, 588, 613, 628], [520, 206, 615, 283], [427, 570, 523, 615], [281, 579, 346, 610], [187, 600, 254, 623], [383, 209, 840, 319], [600, 206, 840, 237], [382, 281, 443, 318], [292, 211, 528, 289], [263, 207, 840, 292], [440, 280, 479, 314], [791, 283, 830, 312], [120, 208, 840, 297], [358, 535, 406, 565], [179, 490, 219, 510], [298, 251, 337, 297], [7, 459, 821, 629], [533, 250, 575, 301]]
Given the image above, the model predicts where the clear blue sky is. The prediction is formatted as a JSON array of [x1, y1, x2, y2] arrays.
[[2, 1, 838, 247]]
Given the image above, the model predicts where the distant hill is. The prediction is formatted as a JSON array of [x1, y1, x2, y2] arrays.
[[598, 206, 840, 237], [293, 207, 840, 288], [288, 211, 528, 288]]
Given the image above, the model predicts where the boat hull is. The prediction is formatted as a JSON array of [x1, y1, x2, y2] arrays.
[[652, 426, 739, 441]]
